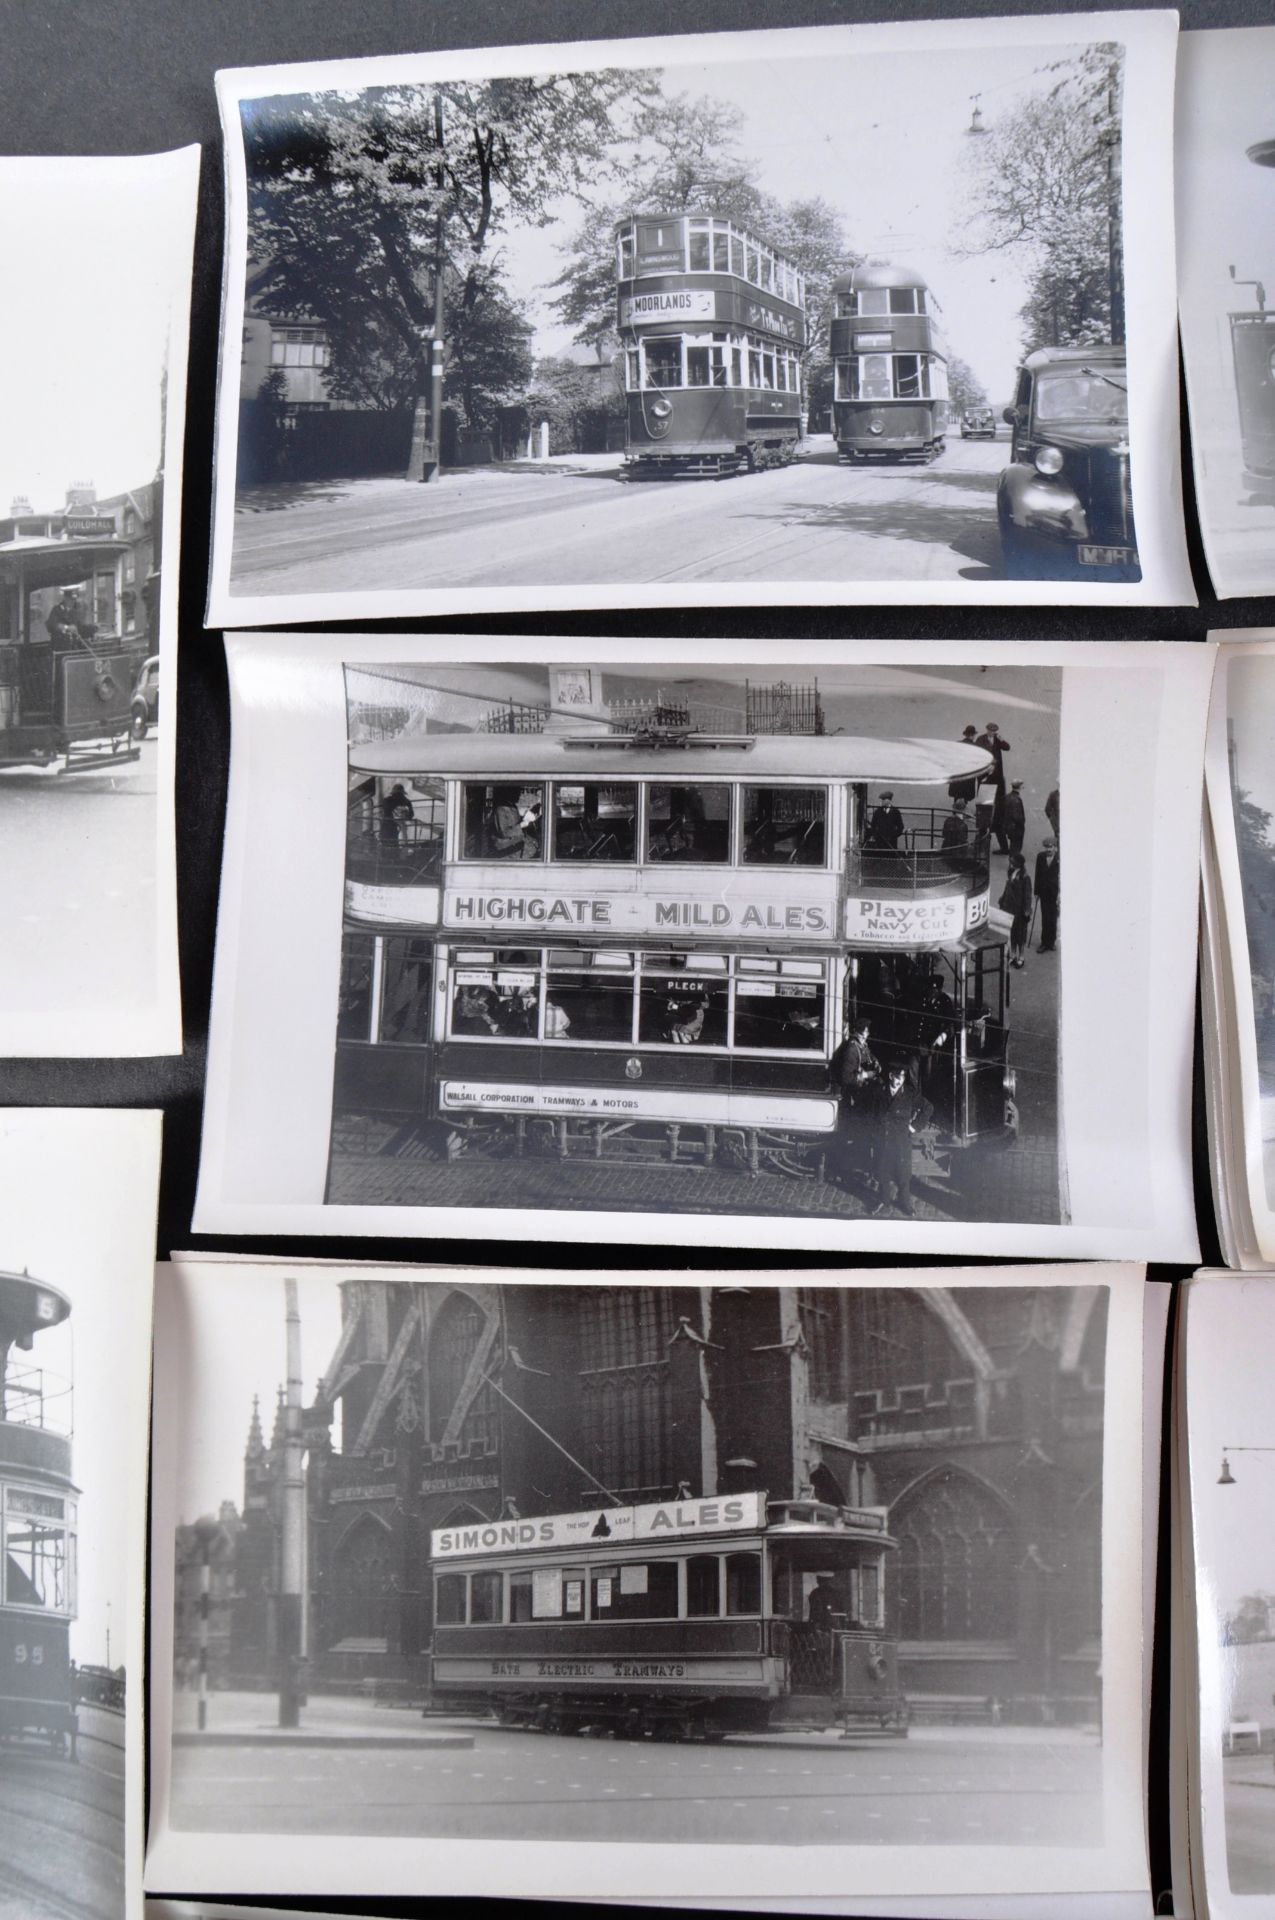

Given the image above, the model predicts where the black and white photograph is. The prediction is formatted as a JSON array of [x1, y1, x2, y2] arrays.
[[1182, 1273, 1275, 1919], [1177, 27, 1275, 600], [205, 12, 1193, 626], [145, 1258, 1151, 1905], [0, 1107, 160, 1920], [194, 635, 1208, 1260], [1201, 637, 1275, 1267], [0, 149, 196, 1058]]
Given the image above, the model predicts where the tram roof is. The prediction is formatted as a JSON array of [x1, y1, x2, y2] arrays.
[[351, 733, 993, 786], [831, 260, 930, 294], [0, 1269, 72, 1340]]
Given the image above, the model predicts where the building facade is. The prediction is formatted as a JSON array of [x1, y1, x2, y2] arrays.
[[230, 1280, 1105, 1719]]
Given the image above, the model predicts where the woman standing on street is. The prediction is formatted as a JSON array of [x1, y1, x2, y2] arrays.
[[1001, 852, 1033, 970]]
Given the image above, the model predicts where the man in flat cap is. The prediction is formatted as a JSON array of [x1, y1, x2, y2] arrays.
[[1034, 835, 1060, 952], [1004, 779, 1027, 857], [868, 790, 904, 853]]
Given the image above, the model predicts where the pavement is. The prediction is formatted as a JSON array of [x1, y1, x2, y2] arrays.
[[0, 732, 159, 1021], [1224, 1744, 1275, 1790], [171, 1688, 472, 1749], [229, 434, 1012, 595], [0, 1705, 123, 1920], [166, 1713, 1103, 1846]]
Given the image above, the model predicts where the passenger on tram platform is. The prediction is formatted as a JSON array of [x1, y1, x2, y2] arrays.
[[488, 786, 541, 859], [806, 1573, 841, 1629], [379, 782, 415, 847], [867, 791, 904, 851], [941, 796, 970, 849], [665, 992, 707, 1044], [454, 984, 501, 1035]]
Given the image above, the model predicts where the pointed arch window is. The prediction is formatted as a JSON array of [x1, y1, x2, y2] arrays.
[[427, 1293, 496, 1450], [893, 1468, 1015, 1642], [579, 1290, 674, 1497]]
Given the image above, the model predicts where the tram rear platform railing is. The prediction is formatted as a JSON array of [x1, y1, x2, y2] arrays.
[[848, 820, 991, 898], [345, 823, 446, 891]]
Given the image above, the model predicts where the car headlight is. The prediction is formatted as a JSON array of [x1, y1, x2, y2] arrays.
[[869, 420, 884, 436], [1034, 446, 1064, 475], [1003, 1068, 1017, 1097]]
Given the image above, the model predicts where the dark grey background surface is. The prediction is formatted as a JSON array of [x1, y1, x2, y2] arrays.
[[0, 2, 1270, 1911]]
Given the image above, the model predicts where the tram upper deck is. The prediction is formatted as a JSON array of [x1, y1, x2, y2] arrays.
[[0, 1270, 79, 1754], [830, 262, 949, 462], [346, 730, 996, 951]]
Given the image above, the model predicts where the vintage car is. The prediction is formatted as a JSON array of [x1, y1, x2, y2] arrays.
[[130, 655, 159, 739], [960, 407, 996, 439], [996, 346, 1139, 581]]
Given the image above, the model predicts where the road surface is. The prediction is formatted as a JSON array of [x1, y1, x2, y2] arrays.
[[230, 436, 1009, 597], [0, 1707, 125, 1920], [0, 736, 157, 1027], [169, 1719, 1100, 1847], [1226, 1775, 1275, 1894]]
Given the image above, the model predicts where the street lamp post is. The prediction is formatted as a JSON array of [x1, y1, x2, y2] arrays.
[[1218, 1446, 1275, 1483], [278, 1279, 305, 1729], [191, 1514, 222, 1733]]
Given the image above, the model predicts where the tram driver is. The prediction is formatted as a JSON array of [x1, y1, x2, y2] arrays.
[[46, 586, 92, 647]]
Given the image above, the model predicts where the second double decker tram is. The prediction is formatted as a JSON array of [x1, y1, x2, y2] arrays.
[[616, 213, 807, 477], [336, 725, 1016, 1184], [830, 261, 949, 464]]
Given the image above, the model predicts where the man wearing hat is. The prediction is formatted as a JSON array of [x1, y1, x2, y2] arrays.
[[1034, 835, 1060, 952], [948, 725, 980, 804], [976, 720, 1012, 851], [941, 795, 970, 850], [1003, 779, 1027, 856], [867, 790, 904, 852], [46, 586, 89, 647]]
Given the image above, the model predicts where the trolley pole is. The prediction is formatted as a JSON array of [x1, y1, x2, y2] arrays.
[[278, 1279, 305, 1729]]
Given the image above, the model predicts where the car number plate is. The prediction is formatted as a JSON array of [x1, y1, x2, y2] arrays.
[[1078, 544, 1134, 566]]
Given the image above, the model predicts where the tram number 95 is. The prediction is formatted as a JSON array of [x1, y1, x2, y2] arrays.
[[12, 1643, 44, 1666]]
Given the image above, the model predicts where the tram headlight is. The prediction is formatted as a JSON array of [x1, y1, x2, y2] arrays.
[[869, 419, 884, 436], [1034, 445, 1064, 476], [1003, 1067, 1017, 1098], [651, 397, 672, 420]]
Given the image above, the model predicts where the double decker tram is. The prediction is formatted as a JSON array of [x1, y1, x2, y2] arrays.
[[830, 262, 949, 464], [0, 507, 144, 772], [335, 725, 1017, 1188], [429, 1491, 907, 1740], [616, 213, 807, 477], [0, 1269, 78, 1758]]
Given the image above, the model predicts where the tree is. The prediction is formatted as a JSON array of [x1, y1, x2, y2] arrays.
[[243, 73, 643, 413], [946, 353, 988, 416], [521, 355, 624, 455], [958, 45, 1124, 353], [1235, 786, 1275, 998], [1223, 1591, 1275, 1644]]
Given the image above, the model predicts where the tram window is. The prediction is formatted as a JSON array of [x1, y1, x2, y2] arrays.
[[762, 352, 776, 388], [337, 934, 376, 1043], [4, 1520, 70, 1610], [552, 783, 637, 861], [646, 783, 730, 863], [731, 347, 744, 386], [644, 339, 682, 389], [379, 939, 433, 1045], [639, 956, 729, 1048], [688, 222, 711, 271], [686, 347, 712, 388], [626, 349, 640, 391], [742, 786, 826, 866], [860, 1559, 882, 1627], [461, 783, 544, 861], [617, 231, 635, 279], [857, 289, 890, 317], [593, 1559, 679, 1620], [544, 951, 635, 1045], [858, 354, 892, 402], [749, 349, 763, 387], [435, 1574, 467, 1625], [725, 1552, 762, 1616], [509, 1572, 534, 1622], [728, 233, 743, 276], [734, 978, 826, 1053], [888, 289, 917, 315], [712, 229, 729, 272], [894, 354, 923, 400], [771, 1556, 802, 1620], [686, 1555, 721, 1617], [470, 1570, 503, 1624]]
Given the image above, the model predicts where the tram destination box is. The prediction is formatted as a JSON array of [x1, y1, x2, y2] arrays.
[[145, 1256, 1158, 1911], [195, 635, 1209, 1262], [205, 11, 1193, 625]]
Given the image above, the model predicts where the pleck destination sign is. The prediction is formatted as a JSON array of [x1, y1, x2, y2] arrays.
[[430, 1490, 766, 1559], [443, 883, 837, 939]]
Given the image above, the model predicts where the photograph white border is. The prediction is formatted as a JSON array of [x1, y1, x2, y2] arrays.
[[205, 10, 1194, 625], [1203, 634, 1275, 1267], [0, 146, 197, 1059], [1183, 1272, 1275, 1920], [0, 1107, 161, 1920], [194, 633, 1208, 1260], [144, 1257, 1149, 1906]]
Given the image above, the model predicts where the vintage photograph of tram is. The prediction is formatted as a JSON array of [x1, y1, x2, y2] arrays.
[[0, 1108, 158, 1920], [150, 1258, 1150, 1892], [0, 151, 195, 1057], [1178, 26, 1275, 599], [328, 661, 1064, 1228], [207, 14, 1192, 620]]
